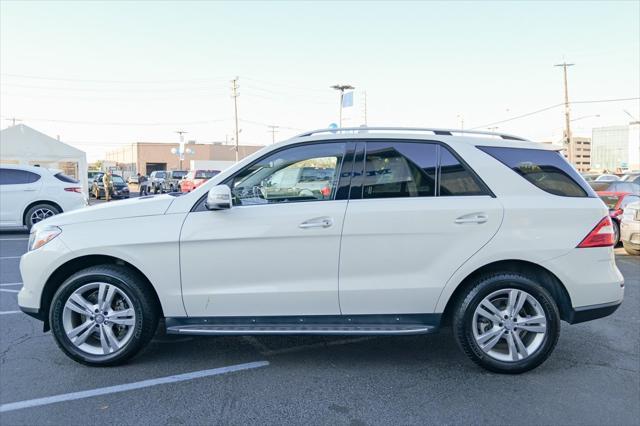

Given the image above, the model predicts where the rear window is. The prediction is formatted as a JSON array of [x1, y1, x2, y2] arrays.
[[54, 172, 79, 183], [478, 146, 595, 197]]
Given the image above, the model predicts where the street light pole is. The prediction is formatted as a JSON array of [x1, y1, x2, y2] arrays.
[[175, 130, 188, 170], [331, 84, 355, 128]]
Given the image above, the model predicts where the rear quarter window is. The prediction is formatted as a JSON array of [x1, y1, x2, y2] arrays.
[[478, 146, 595, 197]]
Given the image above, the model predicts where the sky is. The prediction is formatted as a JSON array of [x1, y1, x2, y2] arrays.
[[1, 0, 639, 161]]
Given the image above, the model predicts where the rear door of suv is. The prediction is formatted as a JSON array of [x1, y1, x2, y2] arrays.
[[338, 140, 504, 314]]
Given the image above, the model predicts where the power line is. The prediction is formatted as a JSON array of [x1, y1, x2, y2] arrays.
[[0, 115, 231, 126], [0, 73, 225, 84], [0, 83, 228, 93], [470, 97, 639, 130]]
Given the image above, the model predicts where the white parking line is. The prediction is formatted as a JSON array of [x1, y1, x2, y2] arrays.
[[0, 256, 21, 260], [0, 238, 28, 241], [0, 282, 23, 287], [0, 289, 19, 293], [0, 361, 269, 413], [0, 311, 21, 315]]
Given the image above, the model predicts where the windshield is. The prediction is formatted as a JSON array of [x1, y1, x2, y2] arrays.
[[154, 172, 166, 178], [195, 170, 219, 179], [111, 176, 125, 184], [172, 171, 187, 179], [599, 195, 620, 209]]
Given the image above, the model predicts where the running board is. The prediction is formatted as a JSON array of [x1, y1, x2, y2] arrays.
[[165, 314, 441, 336]]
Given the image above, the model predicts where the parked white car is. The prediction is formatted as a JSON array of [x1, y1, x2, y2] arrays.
[[0, 165, 87, 230], [18, 127, 624, 373], [620, 201, 640, 255]]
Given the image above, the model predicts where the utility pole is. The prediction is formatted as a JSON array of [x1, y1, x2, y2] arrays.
[[5, 117, 22, 126], [231, 77, 240, 162], [268, 125, 279, 144], [331, 84, 355, 128], [555, 62, 575, 163]]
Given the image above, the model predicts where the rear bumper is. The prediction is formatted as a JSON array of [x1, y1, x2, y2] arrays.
[[567, 300, 622, 324]]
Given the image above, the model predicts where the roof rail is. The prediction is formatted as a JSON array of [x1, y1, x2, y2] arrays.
[[293, 126, 528, 141]]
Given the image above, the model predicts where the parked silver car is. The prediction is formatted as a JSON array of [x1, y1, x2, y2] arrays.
[[621, 201, 640, 255]]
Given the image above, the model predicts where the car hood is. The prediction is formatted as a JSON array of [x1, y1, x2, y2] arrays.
[[40, 194, 176, 227]]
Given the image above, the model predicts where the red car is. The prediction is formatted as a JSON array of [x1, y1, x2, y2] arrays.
[[180, 169, 220, 192], [597, 191, 640, 245]]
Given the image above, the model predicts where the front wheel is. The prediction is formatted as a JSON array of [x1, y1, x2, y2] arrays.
[[49, 265, 159, 366], [453, 273, 560, 374]]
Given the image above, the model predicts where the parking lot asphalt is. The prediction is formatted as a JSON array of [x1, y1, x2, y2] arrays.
[[0, 227, 638, 425]]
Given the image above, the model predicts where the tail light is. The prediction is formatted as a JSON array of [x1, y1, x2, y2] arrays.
[[64, 187, 82, 193], [577, 216, 615, 248]]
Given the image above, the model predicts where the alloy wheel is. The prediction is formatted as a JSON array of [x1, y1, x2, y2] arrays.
[[472, 288, 547, 362], [62, 282, 137, 356], [30, 207, 56, 225]]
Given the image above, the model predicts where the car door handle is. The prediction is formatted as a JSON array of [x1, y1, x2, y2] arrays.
[[22, 189, 37, 192], [455, 213, 488, 224], [299, 217, 333, 229]]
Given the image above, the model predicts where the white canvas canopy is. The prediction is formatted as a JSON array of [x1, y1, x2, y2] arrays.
[[0, 124, 88, 197]]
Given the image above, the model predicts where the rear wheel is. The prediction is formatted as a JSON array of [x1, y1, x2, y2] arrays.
[[24, 203, 60, 230], [49, 265, 159, 366], [453, 273, 560, 374]]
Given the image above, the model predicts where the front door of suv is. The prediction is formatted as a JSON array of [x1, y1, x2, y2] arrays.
[[179, 142, 351, 317], [339, 141, 503, 314]]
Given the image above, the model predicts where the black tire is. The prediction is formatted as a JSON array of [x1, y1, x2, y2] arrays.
[[24, 203, 61, 230], [613, 220, 621, 247], [623, 242, 640, 256], [49, 265, 159, 366], [453, 273, 560, 374], [94, 188, 101, 200], [153, 185, 159, 194]]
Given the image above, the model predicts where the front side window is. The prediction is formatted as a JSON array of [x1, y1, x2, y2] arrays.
[[229, 143, 345, 205], [0, 168, 41, 185], [479, 146, 595, 197], [363, 142, 437, 198]]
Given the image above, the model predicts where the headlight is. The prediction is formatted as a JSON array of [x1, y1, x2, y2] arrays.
[[29, 225, 62, 251]]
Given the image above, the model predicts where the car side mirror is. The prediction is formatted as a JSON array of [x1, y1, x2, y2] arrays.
[[205, 185, 232, 210]]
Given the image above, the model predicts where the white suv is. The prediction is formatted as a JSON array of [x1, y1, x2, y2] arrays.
[[0, 165, 87, 230], [18, 128, 624, 373]]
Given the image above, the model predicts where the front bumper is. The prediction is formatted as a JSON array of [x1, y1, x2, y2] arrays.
[[18, 236, 72, 317]]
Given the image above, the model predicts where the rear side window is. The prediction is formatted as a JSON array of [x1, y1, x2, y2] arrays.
[[439, 147, 487, 196], [0, 168, 41, 185], [478, 146, 594, 197], [54, 172, 79, 183], [363, 142, 437, 198]]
